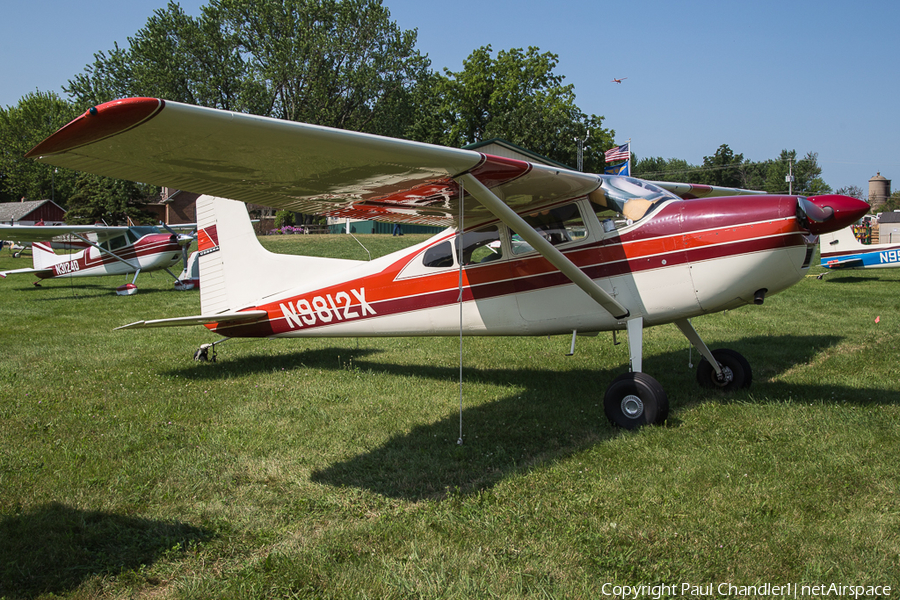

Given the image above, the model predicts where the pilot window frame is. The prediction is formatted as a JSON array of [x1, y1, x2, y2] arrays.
[[509, 200, 591, 256], [459, 225, 503, 267], [398, 224, 508, 280]]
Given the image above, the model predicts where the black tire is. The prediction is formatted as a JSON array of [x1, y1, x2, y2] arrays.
[[604, 372, 669, 429], [696, 348, 752, 390]]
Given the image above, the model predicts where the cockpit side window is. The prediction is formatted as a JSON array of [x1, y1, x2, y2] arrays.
[[420, 225, 504, 269], [512, 201, 587, 256], [460, 225, 502, 265], [101, 234, 128, 252]]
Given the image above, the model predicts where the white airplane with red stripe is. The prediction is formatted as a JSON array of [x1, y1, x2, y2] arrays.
[[26, 98, 868, 428], [0, 223, 193, 294]]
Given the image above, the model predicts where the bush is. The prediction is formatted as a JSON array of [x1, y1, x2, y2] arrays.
[[274, 210, 295, 229]]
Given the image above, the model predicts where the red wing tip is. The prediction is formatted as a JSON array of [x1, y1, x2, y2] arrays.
[[25, 97, 165, 158]]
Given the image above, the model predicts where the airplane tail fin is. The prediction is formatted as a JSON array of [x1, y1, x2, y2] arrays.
[[31, 241, 60, 270], [819, 225, 867, 251], [196, 196, 364, 314]]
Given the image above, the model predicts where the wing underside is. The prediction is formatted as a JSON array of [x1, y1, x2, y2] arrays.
[[27, 98, 604, 228], [0, 224, 132, 243]]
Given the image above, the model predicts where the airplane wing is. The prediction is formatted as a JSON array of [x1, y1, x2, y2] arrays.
[[650, 181, 766, 199], [0, 267, 54, 278], [27, 98, 603, 228], [0, 224, 132, 243]]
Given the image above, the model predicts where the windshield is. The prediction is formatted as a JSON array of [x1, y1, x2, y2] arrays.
[[589, 176, 680, 223], [130, 226, 161, 238]]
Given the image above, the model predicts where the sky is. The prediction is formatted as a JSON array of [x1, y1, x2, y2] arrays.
[[2, 0, 898, 193]]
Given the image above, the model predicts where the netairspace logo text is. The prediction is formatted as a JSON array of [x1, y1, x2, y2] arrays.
[[600, 582, 892, 599]]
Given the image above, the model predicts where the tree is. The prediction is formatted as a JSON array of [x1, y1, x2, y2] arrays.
[[66, 1, 263, 112], [427, 46, 614, 171], [835, 184, 865, 200], [67, 0, 432, 135], [879, 190, 900, 213], [697, 144, 745, 188], [632, 156, 700, 182], [764, 150, 831, 195], [64, 172, 158, 225], [216, 0, 430, 131], [0, 91, 80, 203]]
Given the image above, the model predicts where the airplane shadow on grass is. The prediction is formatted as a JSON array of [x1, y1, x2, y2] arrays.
[[0, 502, 212, 599], [6, 281, 178, 300], [819, 274, 885, 284], [172, 334, 900, 501]]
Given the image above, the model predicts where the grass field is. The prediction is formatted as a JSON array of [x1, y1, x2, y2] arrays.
[[1, 233, 898, 599]]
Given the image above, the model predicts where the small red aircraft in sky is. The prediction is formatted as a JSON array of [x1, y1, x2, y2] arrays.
[[25, 98, 868, 428], [611, 77, 627, 83], [0, 222, 194, 294]]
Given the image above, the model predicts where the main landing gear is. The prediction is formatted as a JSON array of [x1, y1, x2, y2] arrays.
[[193, 338, 230, 362], [602, 317, 752, 429]]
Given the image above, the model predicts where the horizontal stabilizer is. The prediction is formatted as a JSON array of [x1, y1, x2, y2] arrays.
[[116, 310, 268, 330], [824, 258, 864, 269], [0, 268, 54, 278]]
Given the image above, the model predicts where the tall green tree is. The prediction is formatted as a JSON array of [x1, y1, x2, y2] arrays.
[[66, 1, 261, 112], [215, 0, 430, 131], [697, 144, 745, 188], [427, 46, 614, 171], [632, 156, 699, 182], [64, 173, 158, 225], [67, 0, 431, 134], [765, 150, 831, 195], [0, 91, 80, 203]]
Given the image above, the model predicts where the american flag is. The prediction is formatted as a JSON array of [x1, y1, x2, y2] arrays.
[[604, 142, 630, 163]]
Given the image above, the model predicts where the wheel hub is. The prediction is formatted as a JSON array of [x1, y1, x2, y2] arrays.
[[714, 365, 734, 386], [621, 394, 644, 418]]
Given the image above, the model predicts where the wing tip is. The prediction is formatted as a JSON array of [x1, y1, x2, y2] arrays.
[[26, 97, 165, 158]]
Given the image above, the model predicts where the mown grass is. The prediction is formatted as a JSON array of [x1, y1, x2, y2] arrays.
[[1, 234, 898, 599]]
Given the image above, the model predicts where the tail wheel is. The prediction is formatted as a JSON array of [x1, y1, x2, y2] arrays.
[[696, 348, 752, 390], [604, 372, 669, 429]]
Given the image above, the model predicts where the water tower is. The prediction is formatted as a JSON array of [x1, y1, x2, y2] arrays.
[[869, 172, 891, 210]]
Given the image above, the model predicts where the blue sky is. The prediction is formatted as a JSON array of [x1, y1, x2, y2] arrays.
[[2, 0, 897, 193]]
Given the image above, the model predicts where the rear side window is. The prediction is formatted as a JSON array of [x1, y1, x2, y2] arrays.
[[423, 241, 454, 268]]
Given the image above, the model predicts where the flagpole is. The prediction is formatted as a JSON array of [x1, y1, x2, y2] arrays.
[[627, 138, 631, 176]]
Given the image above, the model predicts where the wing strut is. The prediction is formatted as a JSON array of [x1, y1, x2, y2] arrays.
[[457, 173, 630, 319]]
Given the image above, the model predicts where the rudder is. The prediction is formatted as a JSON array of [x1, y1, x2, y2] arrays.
[[196, 196, 363, 314], [31, 242, 60, 270]]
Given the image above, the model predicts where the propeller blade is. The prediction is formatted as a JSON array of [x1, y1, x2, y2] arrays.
[[797, 196, 833, 223]]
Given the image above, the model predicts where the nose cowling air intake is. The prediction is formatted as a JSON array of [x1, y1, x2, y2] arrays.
[[797, 195, 869, 235]]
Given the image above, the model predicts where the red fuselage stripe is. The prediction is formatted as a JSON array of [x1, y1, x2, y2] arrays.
[[240, 215, 803, 335]]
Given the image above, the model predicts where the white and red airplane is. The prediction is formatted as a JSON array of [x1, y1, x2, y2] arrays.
[[25, 98, 868, 428], [0, 222, 194, 294]]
